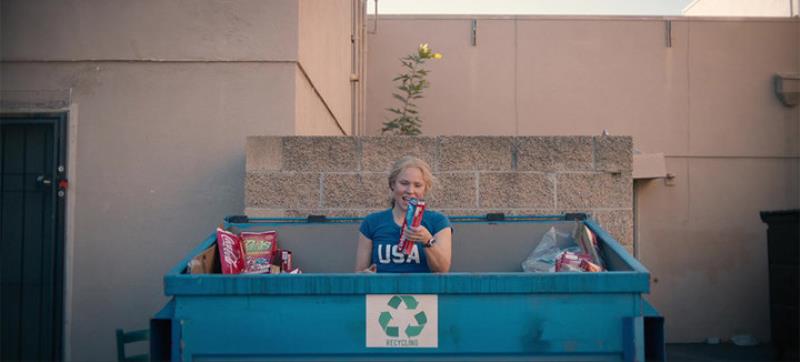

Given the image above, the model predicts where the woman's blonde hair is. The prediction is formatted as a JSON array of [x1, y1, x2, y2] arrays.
[[388, 156, 435, 205]]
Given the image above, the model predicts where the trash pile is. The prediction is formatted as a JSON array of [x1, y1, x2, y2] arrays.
[[521, 222, 606, 273], [186, 227, 301, 274]]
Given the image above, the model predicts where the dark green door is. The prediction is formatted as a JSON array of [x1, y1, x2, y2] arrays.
[[1, 114, 66, 361]]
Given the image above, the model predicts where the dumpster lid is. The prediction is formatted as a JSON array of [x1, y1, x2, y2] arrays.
[[760, 209, 799, 222]]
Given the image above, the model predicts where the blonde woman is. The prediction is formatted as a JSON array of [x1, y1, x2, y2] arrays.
[[355, 156, 453, 273]]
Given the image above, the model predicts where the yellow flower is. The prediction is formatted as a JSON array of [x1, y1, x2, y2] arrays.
[[418, 43, 432, 58], [432, 53, 443, 59]]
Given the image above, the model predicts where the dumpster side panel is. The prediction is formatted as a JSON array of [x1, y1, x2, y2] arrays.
[[165, 272, 649, 296], [163, 216, 652, 361], [150, 299, 176, 362], [174, 294, 640, 360]]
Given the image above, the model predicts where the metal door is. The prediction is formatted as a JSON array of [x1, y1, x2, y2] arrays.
[[1, 114, 67, 361]]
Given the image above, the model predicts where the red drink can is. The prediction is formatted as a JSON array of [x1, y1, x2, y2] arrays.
[[398, 199, 426, 255], [280, 250, 293, 272]]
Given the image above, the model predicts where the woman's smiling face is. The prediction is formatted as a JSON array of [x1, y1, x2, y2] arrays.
[[392, 167, 426, 211]]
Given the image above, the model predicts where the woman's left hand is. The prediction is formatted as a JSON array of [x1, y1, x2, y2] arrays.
[[405, 225, 433, 244]]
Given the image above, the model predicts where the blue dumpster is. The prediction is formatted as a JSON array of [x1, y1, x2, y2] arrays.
[[151, 214, 664, 361]]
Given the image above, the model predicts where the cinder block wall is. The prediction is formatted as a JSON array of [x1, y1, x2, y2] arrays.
[[245, 136, 633, 249]]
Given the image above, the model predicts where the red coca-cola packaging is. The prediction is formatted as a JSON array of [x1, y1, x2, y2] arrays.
[[216, 228, 245, 274], [240, 231, 278, 274], [398, 198, 426, 255]]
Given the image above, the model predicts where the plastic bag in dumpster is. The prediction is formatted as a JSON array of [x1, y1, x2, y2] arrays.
[[522, 223, 605, 272], [522, 226, 578, 272]]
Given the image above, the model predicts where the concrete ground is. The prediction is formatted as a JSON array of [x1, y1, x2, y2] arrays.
[[666, 342, 797, 362]]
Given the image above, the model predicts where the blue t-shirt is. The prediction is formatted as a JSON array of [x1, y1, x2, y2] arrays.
[[359, 208, 452, 273]]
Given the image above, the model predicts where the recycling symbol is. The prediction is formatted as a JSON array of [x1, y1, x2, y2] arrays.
[[378, 295, 427, 338]]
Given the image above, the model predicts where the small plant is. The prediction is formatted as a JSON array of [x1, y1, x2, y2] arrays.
[[383, 43, 442, 136]]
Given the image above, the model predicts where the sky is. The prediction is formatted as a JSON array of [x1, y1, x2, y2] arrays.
[[368, 0, 697, 16]]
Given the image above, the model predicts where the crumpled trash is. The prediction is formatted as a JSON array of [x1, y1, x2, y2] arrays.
[[731, 334, 759, 346], [705, 337, 720, 345], [521, 226, 579, 272]]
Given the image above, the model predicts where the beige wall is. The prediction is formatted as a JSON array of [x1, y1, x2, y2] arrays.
[[0, 0, 354, 137], [297, 0, 353, 134], [0, 0, 300, 60], [1, 61, 295, 361], [1, 0, 353, 360], [688, 20, 797, 157], [367, 17, 798, 155], [295, 65, 345, 135], [366, 18, 518, 135], [366, 16, 800, 343], [638, 157, 799, 341], [683, 0, 799, 16]]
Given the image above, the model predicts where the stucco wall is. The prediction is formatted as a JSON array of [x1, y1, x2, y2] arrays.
[[0, 0, 300, 61], [297, 0, 353, 134], [244, 135, 634, 250], [1, 61, 295, 362], [366, 16, 800, 343], [366, 17, 798, 155], [1, 0, 352, 360], [295, 66, 345, 135]]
